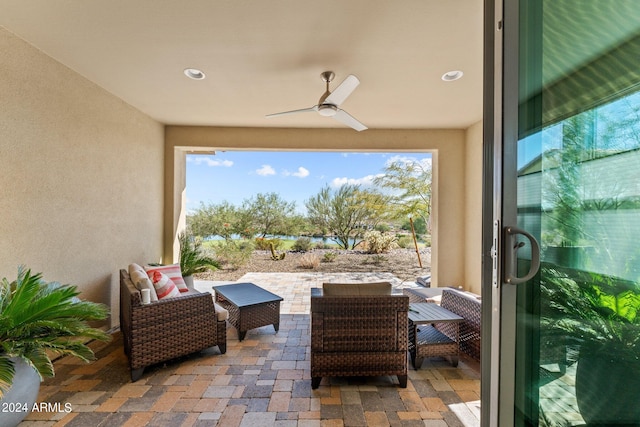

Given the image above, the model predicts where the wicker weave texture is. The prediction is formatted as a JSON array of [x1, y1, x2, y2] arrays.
[[120, 270, 227, 380], [218, 298, 280, 332], [214, 294, 281, 340], [440, 289, 481, 361], [403, 288, 429, 303], [310, 291, 409, 387], [409, 324, 459, 359]]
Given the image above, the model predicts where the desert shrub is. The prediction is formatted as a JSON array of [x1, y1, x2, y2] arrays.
[[298, 253, 320, 269], [363, 230, 397, 254], [421, 234, 432, 247], [254, 237, 283, 251], [375, 223, 391, 233], [322, 252, 338, 263], [292, 237, 313, 252], [215, 239, 254, 269], [315, 242, 331, 249], [397, 235, 413, 249]]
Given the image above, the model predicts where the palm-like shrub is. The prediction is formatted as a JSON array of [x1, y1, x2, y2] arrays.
[[540, 266, 640, 365], [179, 232, 220, 276], [0, 267, 110, 398]]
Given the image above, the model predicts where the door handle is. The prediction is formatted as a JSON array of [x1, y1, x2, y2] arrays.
[[504, 226, 540, 285]]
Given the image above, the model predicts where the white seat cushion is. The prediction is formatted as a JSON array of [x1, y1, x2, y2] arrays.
[[213, 303, 229, 321]]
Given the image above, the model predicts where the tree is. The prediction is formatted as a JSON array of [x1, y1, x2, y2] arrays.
[[242, 192, 297, 238], [187, 201, 241, 240], [373, 157, 432, 230], [305, 184, 382, 249], [401, 216, 427, 235]]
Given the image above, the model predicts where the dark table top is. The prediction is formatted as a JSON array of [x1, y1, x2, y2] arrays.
[[213, 283, 283, 308], [408, 303, 464, 324]]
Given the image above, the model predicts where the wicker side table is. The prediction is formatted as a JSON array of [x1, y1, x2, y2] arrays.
[[408, 303, 463, 369], [213, 283, 283, 341]]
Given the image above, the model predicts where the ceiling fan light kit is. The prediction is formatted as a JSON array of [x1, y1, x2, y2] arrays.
[[266, 71, 368, 131]]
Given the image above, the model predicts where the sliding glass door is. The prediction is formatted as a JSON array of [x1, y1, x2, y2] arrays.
[[488, 1, 640, 425]]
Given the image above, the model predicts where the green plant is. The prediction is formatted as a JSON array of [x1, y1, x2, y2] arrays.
[[322, 252, 337, 263], [179, 232, 220, 276], [540, 266, 640, 367], [0, 267, 110, 398], [254, 238, 284, 251], [215, 240, 254, 269], [396, 235, 413, 249], [269, 242, 286, 261], [314, 241, 332, 250], [292, 237, 313, 252]]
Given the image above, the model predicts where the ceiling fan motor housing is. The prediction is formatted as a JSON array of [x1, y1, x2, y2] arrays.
[[318, 104, 337, 117]]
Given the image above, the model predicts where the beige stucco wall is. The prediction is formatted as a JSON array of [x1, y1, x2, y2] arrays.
[[0, 28, 165, 328], [464, 121, 483, 295], [164, 126, 470, 288]]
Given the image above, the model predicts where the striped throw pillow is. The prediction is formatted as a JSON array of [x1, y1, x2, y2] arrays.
[[145, 264, 188, 292], [148, 270, 180, 300]]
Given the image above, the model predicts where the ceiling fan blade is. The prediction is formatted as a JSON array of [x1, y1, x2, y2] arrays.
[[325, 75, 360, 106], [333, 109, 367, 131], [266, 106, 318, 117]]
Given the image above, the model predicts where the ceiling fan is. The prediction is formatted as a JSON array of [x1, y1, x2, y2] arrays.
[[266, 71, 367, 131]]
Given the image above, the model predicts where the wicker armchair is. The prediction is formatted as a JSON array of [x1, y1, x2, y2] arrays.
[[310, 283, 409, 389], [119, 269, 227, 381]]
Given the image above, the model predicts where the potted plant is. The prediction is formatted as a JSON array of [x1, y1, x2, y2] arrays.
[[540, 266, 640, 425], [178, 232, 219, 287], [0, 267, 110, 427]]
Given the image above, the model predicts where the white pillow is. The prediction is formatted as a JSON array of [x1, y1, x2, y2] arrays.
[[128, 266, 158, 302]]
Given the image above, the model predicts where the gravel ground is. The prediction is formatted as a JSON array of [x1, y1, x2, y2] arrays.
[[196, 247, 432, 283]]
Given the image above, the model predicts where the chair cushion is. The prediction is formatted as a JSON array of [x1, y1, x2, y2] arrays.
[[213, 303, 229, 321], [144, 264, 188, 293], [127, 264, 158, 302], [322, 282, 392, 296], [148, 270, 181, 300]]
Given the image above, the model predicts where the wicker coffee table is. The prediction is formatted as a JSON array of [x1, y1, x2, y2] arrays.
[[212, 283, 283, 341]]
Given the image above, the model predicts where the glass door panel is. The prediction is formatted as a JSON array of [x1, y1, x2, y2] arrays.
[[509, 0, 640, 425]]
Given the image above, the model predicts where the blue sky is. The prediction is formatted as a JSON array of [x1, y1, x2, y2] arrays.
[[186, 151, 432, 214]]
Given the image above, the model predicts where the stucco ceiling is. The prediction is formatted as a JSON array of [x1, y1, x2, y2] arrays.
[[0, 0, 483, 130]]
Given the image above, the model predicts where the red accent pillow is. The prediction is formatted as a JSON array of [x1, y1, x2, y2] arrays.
[[145, 264, 188, 292], [148, 270, 180, 300]]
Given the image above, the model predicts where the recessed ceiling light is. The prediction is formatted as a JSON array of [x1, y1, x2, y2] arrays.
[[184, 68, 206, 80], [442, 70, 463, 82]]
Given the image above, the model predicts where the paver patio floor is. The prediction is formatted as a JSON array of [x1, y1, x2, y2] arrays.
[[20, 273, 481, 427]]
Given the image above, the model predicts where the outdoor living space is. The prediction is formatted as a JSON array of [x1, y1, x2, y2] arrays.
[[21, 272, 481, 427], [3, 6, 485, 427]]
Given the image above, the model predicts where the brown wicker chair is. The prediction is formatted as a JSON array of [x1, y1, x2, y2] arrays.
[[119, 269, 227, 381], [310, 283, 409, 389]]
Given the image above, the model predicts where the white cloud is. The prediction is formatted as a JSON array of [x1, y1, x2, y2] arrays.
[[187, 156, 233, 167], [292, 167, 310, 178], [256, 164, 276, 176], [385, 155, 431, 169], [330, 173, 384, 188], [282, 166, 310, 178]]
